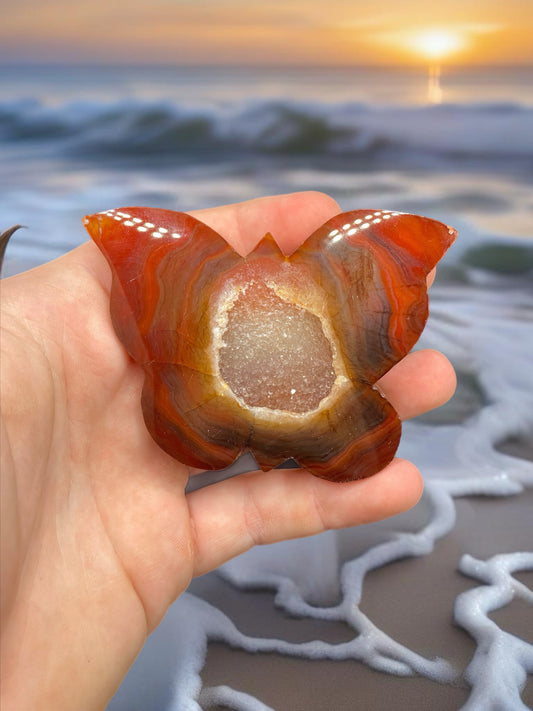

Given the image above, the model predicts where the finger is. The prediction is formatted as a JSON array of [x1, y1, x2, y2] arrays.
[[187, 457, 423, 577], [189, 190, 341, 256], [377, 348, 456, 421]]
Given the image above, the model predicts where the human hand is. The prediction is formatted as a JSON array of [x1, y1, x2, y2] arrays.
[[0, 192, 456, 710]]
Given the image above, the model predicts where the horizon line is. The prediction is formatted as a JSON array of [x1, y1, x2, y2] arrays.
[[1, 59, 533, 70]]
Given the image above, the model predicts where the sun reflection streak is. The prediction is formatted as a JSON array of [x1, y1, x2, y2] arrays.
[[428, 64, 443, 105]]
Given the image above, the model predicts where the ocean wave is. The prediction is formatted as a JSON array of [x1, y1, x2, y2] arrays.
[[2, 97, 533, 168]]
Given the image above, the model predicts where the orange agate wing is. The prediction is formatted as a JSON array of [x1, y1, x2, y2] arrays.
[[84, 206, 456, 481], [84, 207, 249, 469], [293, 209, 457, 384], [287, 209, 456, 479]]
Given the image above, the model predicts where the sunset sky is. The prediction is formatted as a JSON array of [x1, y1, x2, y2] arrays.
[[1, 0, 532, 66]]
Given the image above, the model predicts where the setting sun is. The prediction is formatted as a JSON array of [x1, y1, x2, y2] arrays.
[[375, 25, 474, 66], [410, 29, 466, 61]]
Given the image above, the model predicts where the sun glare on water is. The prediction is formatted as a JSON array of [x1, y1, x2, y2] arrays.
[[378, 26, 469, 103], [409, 29, 467, 104]]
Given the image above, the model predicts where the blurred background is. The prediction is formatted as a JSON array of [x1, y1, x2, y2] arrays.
[[1, 0, 532, 275], [2, 2, 532, 709]]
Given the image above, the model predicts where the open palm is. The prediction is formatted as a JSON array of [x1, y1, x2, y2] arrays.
[[0, 192, 455, 710]]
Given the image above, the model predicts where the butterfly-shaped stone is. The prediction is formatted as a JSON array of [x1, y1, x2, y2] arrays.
[[84, 207, 455, 481]]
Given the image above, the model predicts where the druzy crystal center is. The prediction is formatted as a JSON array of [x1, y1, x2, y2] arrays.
[[218, 282, 336, 413]]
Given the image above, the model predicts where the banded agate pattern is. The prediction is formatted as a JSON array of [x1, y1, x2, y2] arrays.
[[84, 207, 456, 482]]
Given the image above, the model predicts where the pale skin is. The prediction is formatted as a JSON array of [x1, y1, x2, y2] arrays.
[[0, 192, 456, 710]]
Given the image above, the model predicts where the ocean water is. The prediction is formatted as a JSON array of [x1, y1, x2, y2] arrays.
[[1, 64, 533, 273], [1, 64, 532, 709]]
